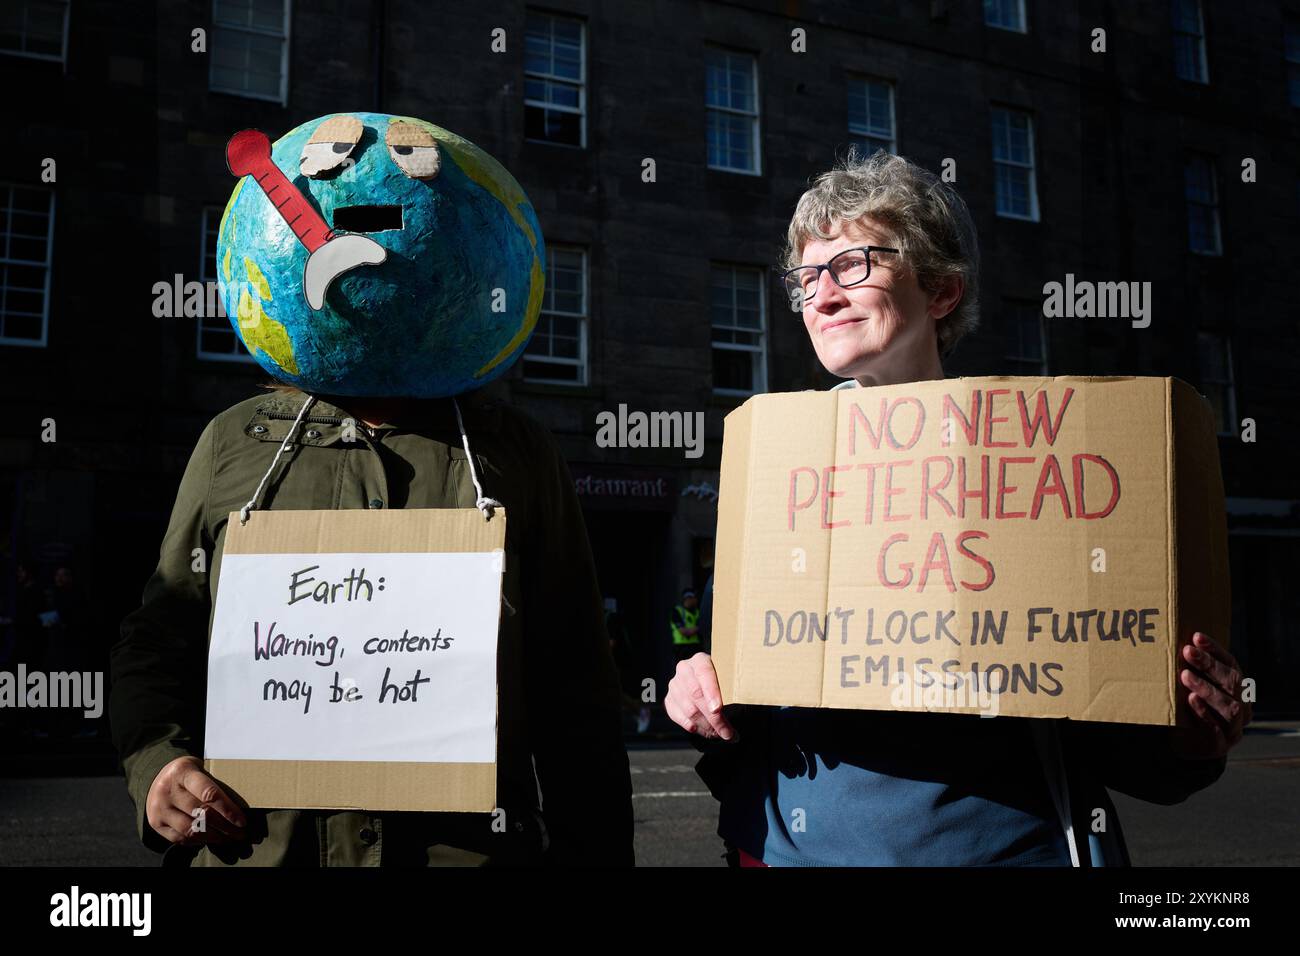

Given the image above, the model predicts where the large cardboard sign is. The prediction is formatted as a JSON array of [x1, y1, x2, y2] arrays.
[[712, 377, 1229, 725], [204, 508, 505, 812]]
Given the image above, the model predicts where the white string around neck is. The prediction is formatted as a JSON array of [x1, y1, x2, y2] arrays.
[[453, 395, 503, 520], [237, 391, 502, 524], [239, 392, 317, 525]]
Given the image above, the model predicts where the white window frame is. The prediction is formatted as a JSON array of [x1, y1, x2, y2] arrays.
[[197, 205, 256, 364], [523, 10, 587, 149], [847, 75, 897, 156], [0, 0, 70, 65], [711, 263, 768, 397], [209, 0, 291, 106], [1185, 153, 1222, 256], [522, 246, 589, 386], [984, 0, 1027, 33], [1197, 331, 1237, 437], [1173, 0, 1209, 84], [706, 47, 762, 176], [0, 183, 54, 348], [992, 106, 1040, 221]]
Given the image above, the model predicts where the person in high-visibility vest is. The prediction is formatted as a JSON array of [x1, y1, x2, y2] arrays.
[[670, 588, 701, 663]]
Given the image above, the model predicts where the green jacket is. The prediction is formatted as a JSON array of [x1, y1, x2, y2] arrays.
[[109, 387, 634, 866]]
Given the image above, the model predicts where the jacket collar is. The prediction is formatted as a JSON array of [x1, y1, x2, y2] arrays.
[[244, 387, 504, 445]]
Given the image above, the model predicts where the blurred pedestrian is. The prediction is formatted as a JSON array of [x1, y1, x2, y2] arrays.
[[669, 588, 701, 663]]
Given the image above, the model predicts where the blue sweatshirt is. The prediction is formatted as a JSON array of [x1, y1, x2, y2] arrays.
[[716, 705, 1072, 866]]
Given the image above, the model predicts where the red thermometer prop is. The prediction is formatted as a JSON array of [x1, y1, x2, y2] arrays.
[[226, 128, 386, 311]]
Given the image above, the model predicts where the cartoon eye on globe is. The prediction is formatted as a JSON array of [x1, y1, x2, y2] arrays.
[[298, 115, 364, 177], [385, 120, 441, 180], [216, 112, 546, 398]]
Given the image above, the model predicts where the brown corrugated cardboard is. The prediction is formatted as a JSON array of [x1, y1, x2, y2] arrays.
[[205, 507, 504, 812], [712, 377, 1229, 726]]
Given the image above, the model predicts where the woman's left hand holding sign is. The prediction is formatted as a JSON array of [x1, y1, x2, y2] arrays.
[[1174, 632, 1252, 760]]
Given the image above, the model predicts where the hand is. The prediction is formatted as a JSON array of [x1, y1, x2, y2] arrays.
[[146, 756, 248, 846], [665, 653, 736, 741], [1174, 632, 1252, 759]]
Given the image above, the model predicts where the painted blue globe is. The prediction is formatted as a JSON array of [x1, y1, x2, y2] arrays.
[[215, 111, 545, 397]]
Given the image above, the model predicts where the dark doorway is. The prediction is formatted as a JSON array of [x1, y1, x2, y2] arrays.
[[584, 509, 671, 701]]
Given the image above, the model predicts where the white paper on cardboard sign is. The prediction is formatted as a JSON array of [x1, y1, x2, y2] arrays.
[[205, 550, 500, 763]]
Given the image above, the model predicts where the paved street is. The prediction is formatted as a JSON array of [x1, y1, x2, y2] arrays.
[[1, 724, 1295, 867], [630, 724, 1300, 866]]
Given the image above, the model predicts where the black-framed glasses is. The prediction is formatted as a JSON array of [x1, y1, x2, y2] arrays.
[[780, 245, 900, 312]]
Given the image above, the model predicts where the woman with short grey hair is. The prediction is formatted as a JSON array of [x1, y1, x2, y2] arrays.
[[665, 147, 1249, 867], [781, 147, 981, 359]]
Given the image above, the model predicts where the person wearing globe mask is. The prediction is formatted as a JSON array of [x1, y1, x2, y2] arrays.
[[665, 148, 1250, 867], [110, 113, 633, 867]]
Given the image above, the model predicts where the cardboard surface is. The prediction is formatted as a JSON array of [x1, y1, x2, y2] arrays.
[[205, 508, 505, 812], [713, 377, 1229, 726], [385, 120, 441, 179]]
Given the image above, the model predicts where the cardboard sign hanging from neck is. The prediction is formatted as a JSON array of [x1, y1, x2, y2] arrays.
[[204, 507, 505, 812]]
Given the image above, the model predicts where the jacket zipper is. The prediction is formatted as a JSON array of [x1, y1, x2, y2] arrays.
[[261, 411, 351, 425], [261, 411, 381, 437]]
